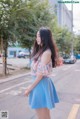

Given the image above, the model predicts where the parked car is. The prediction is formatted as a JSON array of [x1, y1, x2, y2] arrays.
[[63, 55, 76, 64], [17, 52, 27, 58], [75, 54, 80, 59]]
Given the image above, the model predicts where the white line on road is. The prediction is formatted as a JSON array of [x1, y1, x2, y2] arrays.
[[19, 87, 27, 90], [0, 80, 32, 94], [50, 74, 56, 77], [5, 90, 22, 96], [75, 69, 80, 72]]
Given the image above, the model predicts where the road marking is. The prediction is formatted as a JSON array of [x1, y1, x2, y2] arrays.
[[75, 69, 80, 72], [50, 74, 56, 77], [5, 90, 22, 96], [5, 87, 28, 96], [19, 87, 27, 90], [67, 104, 80, 119], [0, 80, 32, 94]]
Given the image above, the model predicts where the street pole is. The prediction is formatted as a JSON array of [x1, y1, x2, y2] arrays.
[[71, 0, 74, 55]]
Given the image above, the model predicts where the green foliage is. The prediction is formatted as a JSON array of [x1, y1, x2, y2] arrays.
[[74, 35, 80, 54], [0, 0, 22, 42], [0, 0, 54, 49], [16, 0, 54, 49], [56, 28, 72, 54], [0, 0, 79, 55], [50, 22, 72, 54]]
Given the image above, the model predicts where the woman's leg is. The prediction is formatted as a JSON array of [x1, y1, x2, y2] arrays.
[[35, 108, 51, 119]]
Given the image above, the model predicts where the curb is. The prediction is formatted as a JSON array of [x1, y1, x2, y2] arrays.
[[0, 72, 31, 84]]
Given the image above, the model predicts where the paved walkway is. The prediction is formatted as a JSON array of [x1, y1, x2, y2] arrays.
[[0, 72, 31, 84]]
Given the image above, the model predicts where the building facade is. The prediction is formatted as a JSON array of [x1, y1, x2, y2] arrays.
[[7, 47, 29, 58], [49, 0, 72, 32]]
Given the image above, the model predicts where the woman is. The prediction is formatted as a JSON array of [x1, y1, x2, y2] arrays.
[[25, 27, 59, 119]]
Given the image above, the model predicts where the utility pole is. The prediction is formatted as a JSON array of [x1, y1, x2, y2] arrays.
[[71, 0, 74, 55]]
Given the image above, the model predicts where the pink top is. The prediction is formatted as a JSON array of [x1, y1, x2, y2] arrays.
[[31, 54, 52, 77]]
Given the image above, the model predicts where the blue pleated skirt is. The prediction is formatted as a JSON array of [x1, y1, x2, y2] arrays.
[[29, 76, 59, 109]]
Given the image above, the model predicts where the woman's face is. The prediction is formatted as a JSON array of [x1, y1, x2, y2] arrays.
[[36, 31, 41, 45]]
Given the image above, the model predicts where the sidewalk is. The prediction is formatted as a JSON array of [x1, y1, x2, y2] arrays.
[[0, 57, 31, 84], [0, 72, 31, 84]]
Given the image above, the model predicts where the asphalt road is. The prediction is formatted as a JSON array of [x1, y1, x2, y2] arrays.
[[0, 60, 80, 119]]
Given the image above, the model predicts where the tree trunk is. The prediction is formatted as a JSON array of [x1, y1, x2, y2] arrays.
[[3, 49, 7, 75], [29, 48, 31, 67], [1, 38, 7, 76]]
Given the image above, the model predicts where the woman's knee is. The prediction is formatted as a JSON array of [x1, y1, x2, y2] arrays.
[[35, 108, 51, 119]]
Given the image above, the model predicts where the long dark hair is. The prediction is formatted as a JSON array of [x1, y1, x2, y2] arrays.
[[31, 27, 58, 67]]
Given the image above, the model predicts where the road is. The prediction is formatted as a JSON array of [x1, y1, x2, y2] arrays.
[[0, 60, 80, 119]]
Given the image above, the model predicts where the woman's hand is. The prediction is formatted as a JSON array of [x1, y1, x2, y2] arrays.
[[24, 85, 32, 96]]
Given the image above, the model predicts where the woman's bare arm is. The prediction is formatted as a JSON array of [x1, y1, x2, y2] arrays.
[[25, 50, 51, 96]]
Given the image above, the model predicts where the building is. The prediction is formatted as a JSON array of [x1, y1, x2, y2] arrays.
[[49, 0, 72, 32], [7, 47, 29, 58], [58, 2, 72, 32]]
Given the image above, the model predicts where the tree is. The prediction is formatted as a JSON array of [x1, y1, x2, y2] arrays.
[[50, 21, 72, 55], [74, 35, 80, 54], [0, 0, 54, 75], [16, 0, 55, 60], [0, 0, 30, 75], [17, 0, 54, 50]]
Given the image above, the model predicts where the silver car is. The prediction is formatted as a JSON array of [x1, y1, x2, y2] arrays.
[[63, 55, 76, 64]]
